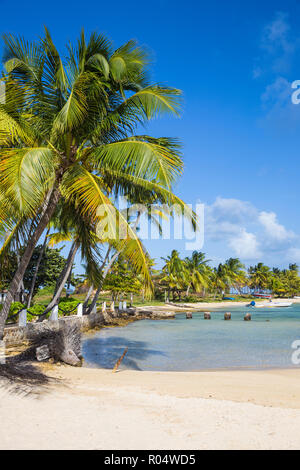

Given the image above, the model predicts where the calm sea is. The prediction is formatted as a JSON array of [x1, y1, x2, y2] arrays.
[[82, 304, 300, 371]]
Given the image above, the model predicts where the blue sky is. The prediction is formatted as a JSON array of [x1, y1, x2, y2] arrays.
[[1, 0, 300, 271]]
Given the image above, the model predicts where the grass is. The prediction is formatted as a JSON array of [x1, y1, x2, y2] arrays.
[[33, 289, 256, 308]]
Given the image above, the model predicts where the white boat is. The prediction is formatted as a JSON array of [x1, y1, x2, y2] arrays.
[[254, 301, 293, 308]]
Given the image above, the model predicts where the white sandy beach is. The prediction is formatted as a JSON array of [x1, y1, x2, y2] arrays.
[[1, 366, 300, 450]]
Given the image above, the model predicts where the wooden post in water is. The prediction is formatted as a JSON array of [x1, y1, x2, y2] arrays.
[[244, 313, 251, 321], [224, 312, 231, 320], [112, 347, 128, 373], [204, 312, 211, 320], [186, 312, 192, 319]]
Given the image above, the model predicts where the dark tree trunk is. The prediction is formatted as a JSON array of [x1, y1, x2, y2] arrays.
[[27, 228, 50, 308], [0, 188, 61, 339]]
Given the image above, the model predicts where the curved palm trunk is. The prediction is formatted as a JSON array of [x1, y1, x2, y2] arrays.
[[0, 188, 60, 339], [27, 228, 50, 308], [87, 212, 143, 315], [42, 241, 79, 315], [87, 249, 118, 314], [83, 284, 94, 310]]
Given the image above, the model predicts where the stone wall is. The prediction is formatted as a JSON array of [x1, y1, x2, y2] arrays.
[[3, 308, 175, 346], [3, 311, 105, 346]]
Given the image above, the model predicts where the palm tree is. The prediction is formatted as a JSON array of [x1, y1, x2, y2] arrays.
[[184, 251, 210, 296], [248, 263, 271, 292], [0, 29, 196, 336], [210, 264, 229, 299], [161, 250, 187, 301], [224, 257, 246, 294]]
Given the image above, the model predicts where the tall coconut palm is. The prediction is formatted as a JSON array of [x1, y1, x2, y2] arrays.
[[224, 257, 246, 294], [184, 251, 210, 296], [0, 29, 196, 336], [248, 263, 272, 292], [161, 250, 187, 301]]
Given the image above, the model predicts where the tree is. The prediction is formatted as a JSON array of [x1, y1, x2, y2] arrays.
[[161, 250, 187, 301], [248, 263, 272, 291], [0, 29, 195, 336], [1, 246, 66, 299], [184, 251, 210, 296], [103, 256, 142, 300], [224, 257, 246, 293]]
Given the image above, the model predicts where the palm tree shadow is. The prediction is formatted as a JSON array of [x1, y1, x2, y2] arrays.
[[82, 335, 166, 371]]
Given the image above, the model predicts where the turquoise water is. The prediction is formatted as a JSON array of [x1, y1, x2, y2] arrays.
[[82, 304, 300, 371]]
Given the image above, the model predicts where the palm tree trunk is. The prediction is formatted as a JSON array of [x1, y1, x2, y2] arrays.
[[27, 228, 50, 308], [87, 248, 118, 314], [87, 212, 143, 315], [0, 188, 60, 339], [43, 241, 79, 314], [83, 284, 94, 310]]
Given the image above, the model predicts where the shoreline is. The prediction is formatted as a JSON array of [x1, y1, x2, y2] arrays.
[[2, 366, 300, 449], [137, 297, 300, 312]]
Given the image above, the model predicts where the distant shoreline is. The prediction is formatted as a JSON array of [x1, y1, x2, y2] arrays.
[[136, 298, 300, 312]]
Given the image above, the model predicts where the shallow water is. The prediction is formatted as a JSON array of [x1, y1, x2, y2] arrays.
[[82, 304, 300, 371]]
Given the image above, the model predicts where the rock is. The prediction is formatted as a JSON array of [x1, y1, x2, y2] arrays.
[[204, 312, 211, 320], [186, 313, 193, 319], [224, 312, 231, 320], [244, 313, 251, 321]]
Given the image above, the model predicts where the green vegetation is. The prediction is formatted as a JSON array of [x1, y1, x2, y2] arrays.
[[157, 253, 300, 301], [0, 28, 196, 335]]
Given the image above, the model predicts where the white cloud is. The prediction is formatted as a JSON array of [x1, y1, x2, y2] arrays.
[[254, 13, 300, 131], [286, 248, 300, 263], [258, 211, 295, 241], [228, 229, 262, 260], [204, 197, 300, 265], [255, 12, 297, 76]]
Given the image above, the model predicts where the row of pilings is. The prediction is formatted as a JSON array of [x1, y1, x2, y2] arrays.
[[186, 312, 252, 321]]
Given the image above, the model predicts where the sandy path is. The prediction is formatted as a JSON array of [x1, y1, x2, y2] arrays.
[[1, 367, 300, 450]]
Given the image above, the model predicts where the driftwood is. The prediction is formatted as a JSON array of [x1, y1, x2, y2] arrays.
[[0, 322, 82, 393], [112, 347, 128, 373]]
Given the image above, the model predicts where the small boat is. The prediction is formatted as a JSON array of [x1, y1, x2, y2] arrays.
[[249, 300, 293, 308], [223, 297, 235, 300], [253, 293, 272, 299]]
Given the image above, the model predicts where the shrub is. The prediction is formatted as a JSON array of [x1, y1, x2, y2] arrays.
[[59, 296, 77, 304], [27, 303, 48, 321], [6, 301, 25, 323], [58, 300, 79, 316]]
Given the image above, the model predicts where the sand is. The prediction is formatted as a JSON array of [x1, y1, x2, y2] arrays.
[[1, 366, 300, 450], [138, 298, 300, 312]]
